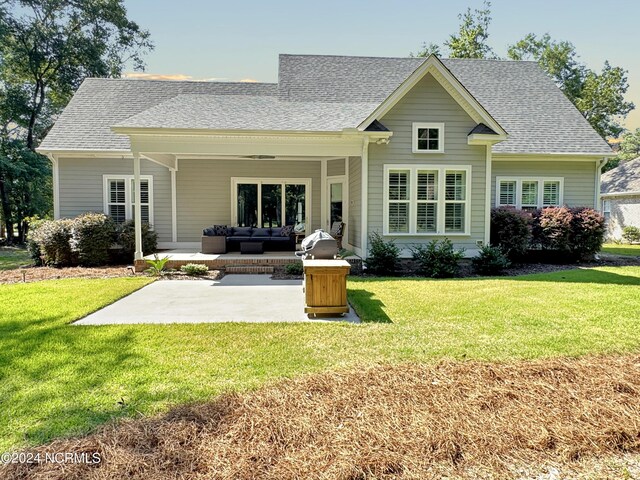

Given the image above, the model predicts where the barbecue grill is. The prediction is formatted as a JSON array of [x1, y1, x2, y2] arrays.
[[295, 229, 338, 260]]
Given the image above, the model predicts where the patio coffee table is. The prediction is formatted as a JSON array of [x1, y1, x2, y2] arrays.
[[240, 241, 264, 254]]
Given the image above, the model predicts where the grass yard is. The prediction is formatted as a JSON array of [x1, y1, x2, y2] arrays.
[[0, 246, 32, 270], [602, 243, 640, 256], [1, 266, 640, 452]]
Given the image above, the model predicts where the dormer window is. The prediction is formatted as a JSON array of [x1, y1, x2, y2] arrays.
[[413, 122, 444, 153]]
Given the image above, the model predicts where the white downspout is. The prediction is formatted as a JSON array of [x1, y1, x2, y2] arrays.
[[595, 157, 607, 210], [170, 167, 177, 243], [133, 154, 143, 260], [360, 137, 370, 257], [484, 144, 492, 245]]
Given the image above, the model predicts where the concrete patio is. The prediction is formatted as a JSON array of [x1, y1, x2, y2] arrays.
[[75, 275, 360, 325]]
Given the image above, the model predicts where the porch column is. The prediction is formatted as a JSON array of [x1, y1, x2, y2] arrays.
[[133, 154, 143, 260]]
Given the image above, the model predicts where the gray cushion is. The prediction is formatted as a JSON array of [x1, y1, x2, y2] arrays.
[[231, 226, 252, 236], [202, 227, 216, 236], [252, 228, 271, 237]]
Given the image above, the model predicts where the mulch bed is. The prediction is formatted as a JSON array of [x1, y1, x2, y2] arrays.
[[0, 266, 225, 284], [3, 355, 640, 479]]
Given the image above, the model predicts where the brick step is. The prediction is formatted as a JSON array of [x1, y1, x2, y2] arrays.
[[225, 265, 274, 274]]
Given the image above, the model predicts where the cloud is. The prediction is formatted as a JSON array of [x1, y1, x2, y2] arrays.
[[123, 72, 231, 82], [239, 78, 258, 83]]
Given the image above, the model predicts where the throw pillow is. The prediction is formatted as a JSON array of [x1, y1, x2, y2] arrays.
[[213, 224, 229, 236], [281, 225, 294, 237], [202, 227, 216, 236]]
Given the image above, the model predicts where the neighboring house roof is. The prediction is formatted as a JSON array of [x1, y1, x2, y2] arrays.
[[601, 157, 640, 195], [114, 94, 379, 132], [39, 53, 612, 156]]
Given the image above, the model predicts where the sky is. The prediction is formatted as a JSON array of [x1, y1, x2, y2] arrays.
[[123, 0, 640, 132]]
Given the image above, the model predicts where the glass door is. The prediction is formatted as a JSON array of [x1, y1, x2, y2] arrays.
[[327, 179, 347, 235]]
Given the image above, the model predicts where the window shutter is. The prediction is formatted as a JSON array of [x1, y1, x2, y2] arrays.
[[388, 171, 409, 200], [499, 181, 516, 206], [543, 181, 560, 206]]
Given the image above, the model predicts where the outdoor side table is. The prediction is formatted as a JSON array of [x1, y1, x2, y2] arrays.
[[302, 259, 351, 315], [240, 241, 264, 254]]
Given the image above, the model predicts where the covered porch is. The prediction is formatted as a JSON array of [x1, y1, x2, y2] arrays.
[[110, 129, 389, 264]]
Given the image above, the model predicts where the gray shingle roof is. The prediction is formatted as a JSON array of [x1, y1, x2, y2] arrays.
[[601, 157, 640, 195], [39, 79, 277, 150], [39, 53, 612, 156], [115, 94, 378, 132], [278, 54, 611, 155]]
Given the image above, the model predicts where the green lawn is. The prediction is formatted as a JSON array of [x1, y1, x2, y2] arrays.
[[0, 246, 32, 270], [1, 267, 640, 452], [602, 243, 640, 256]]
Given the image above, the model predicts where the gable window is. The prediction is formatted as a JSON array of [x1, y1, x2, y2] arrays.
[[103, 175, 153, 225], [412, 122, 445, 153], [384, 164, 471, 236], [496, 177, 563, 210]]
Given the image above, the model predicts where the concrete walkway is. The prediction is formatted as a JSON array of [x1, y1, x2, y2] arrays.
[[75, 275, 360, 325]]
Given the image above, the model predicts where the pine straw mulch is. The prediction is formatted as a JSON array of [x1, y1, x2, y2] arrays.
[[3, 356, 640, 480], [0, 266, 135, 284]]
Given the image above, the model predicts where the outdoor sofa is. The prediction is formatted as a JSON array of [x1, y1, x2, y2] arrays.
[[202, 225, 296, 253]]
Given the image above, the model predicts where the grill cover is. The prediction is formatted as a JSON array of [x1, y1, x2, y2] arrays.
[[295, 229, 338, 259]]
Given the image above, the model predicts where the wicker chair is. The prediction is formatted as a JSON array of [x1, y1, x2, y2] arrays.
[[329, 221, 345, 250]]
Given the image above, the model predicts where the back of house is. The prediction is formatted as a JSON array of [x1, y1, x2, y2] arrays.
[[38, 53, 612, 259]]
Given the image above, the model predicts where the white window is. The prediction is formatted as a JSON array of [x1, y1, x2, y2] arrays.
[[231, 178, 311, 229], [496, 177, 564, 210], [412, 122, 445, 153], [384, 164, 471, 236], [602, 199, 611, 221], [103, 175, 154, 225]]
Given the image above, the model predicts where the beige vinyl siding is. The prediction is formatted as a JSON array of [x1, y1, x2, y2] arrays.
[[57, 157, 172, 242], [348, 156, 361, 248], [327, 158, 346, 177], [176, 158, 321, 242], [492, 160, 598, 208], [368, 72, 487, 254]]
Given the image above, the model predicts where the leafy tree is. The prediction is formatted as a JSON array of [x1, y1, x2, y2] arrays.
[[0, 0, 153, 243], [444, 1, 495, 59], [508, 36, 633, 138], [603, 128, 640, 172], [415, 1, 495, 59]]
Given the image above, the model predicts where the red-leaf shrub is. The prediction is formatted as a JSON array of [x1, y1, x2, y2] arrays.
[[531, 206, 605, 260], [490, 208, 532, 260], [570, 207, 605, 259], [532, 206, 573, 253]]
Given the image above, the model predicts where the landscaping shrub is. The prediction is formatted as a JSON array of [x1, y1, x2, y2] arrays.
[[531, 207, 605, 260], [145, 254, 170, 276], [284, 262, 303, 276], [490, 208, 532, 260], [569, 207, 605, 259], [180, 263, 209, 276], [532, 206, 573, 253], [472, 245, 511, 275], [411, 239, 465, 278], [29, 219, 75, 266], [622, 225, 640, 244], [71, 213, 116, 266], [365, 231, 400, 275], [25, 217, 45, 266], [115, 220, 158, 261]]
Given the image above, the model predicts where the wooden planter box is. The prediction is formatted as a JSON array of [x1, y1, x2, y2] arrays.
[[303, 259, 351, 315]]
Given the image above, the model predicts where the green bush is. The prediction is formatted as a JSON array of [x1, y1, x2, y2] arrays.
[[411, 239, 465, 278], [472, 245, 511, 275], [365, 231, 400, 275], [29, 219, 74, 266], [490, 207, 532, 260], [180, 263, 209, 276], [25, 217, 45, 266], [115, 220, 158, 261], [71, 213, 116, 266], [284, 262, 303, 275], [622, 226, 640, 244]]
